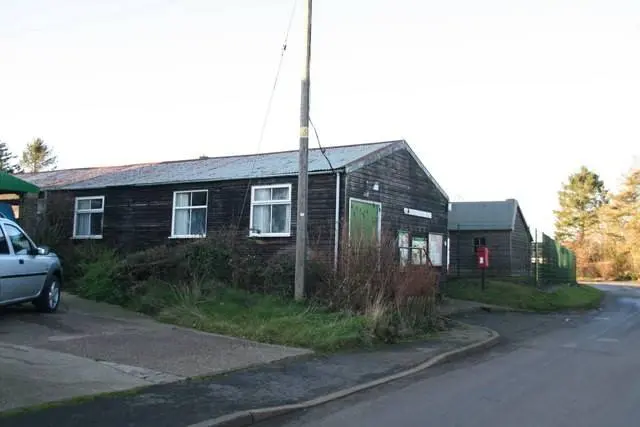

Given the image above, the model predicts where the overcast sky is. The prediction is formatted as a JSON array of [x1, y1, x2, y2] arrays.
[[1, 0, 638, 235]]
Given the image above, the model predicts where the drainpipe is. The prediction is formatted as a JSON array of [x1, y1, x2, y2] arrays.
[[333, 171, 341, 271]]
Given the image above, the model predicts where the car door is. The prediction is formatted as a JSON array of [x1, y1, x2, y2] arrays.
[[0, 223, 14, 302], [0, 222, 28, 302], [2, 222, 46, 299]]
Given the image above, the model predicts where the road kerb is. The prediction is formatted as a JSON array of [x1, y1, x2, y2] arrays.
[[189, 325, 501, 427]]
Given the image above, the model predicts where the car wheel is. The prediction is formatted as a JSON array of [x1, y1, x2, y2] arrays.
[[34, 275, 62, 313]]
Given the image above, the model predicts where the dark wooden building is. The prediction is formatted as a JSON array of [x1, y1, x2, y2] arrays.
[[448, 199, 532, 278], [18, 140, 450, 269]]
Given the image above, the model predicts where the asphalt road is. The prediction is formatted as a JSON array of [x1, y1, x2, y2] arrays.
[[263, 284, 640, 427]]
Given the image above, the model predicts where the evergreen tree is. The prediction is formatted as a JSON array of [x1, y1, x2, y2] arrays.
[[554, 166, 608, 244], [0, 141, 19, 173]]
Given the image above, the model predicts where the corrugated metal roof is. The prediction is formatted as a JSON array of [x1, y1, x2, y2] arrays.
[[19, 141, 397, 191], [448, 200, 518, 231], [16, 164, 153, 189]]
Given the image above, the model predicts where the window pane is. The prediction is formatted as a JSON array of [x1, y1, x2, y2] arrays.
[[90, 198, 103, 210], [191, 191, 207, 207], [174, 209, 190, 235], [90, 213, 103, 236], [398, 231, 409, 266], [175, 193, 190, 208], [429, 234, 443, 266], [473, 237, 486, 253], [254, 188, 271, 202], [77, 199, 91, 210], [190, 208, 207, 235], [76, 212, 91, 236], [252, 205, 270, 234], [271, 204, 290, 233], [0, 227, 9, 254], [5, 224, 32, 255], [412, 237, 427, 265], [272, 187, 289, 201]]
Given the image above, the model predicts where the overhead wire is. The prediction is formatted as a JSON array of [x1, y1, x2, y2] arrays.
[[309, 116, 334, 171], [236, 0, 299, 233]]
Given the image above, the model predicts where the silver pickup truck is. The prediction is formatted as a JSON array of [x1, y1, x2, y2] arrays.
[[0, 217, 63, 312]]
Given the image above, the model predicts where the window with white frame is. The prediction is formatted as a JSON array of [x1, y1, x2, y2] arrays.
[[172, 190, 208, 237], [411, 236, 427, 265], [74, 196, 105, 238], [250, 184, 292, 237], [429, 233, 444, 266]]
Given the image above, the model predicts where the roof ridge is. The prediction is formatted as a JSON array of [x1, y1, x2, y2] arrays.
[[20, 140, 398, 176], [24, 140, 402, 190]]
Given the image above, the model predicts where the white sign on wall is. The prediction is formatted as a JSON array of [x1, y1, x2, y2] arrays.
[[403, 208, 432, 219]]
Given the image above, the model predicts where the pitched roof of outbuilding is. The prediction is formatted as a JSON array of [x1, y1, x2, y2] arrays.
[[448, 199, 530, 235]]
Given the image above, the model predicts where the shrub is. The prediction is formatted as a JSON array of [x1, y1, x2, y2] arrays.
[[67, 222, 442, 344], [74, 246, 125, 305], [68, 227, 290, 303], [259, 252, 295, 297], [312, 228, 441, 342]]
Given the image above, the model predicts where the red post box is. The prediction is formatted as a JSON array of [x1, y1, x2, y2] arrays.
[[476, 246, 490, 269], [476, 246, 489, 290]]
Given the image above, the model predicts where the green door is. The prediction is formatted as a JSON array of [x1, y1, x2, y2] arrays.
[[349, 199, 380, 245]]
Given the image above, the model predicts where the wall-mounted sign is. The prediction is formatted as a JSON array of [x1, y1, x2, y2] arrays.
[[404, 208, 432, 219]]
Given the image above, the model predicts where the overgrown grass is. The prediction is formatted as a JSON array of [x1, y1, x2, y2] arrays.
[[65, 228, 443, 353], [154, 286, 373, 352], [443, 279, 604, 312]]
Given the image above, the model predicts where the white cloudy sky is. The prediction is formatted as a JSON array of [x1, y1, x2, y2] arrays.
[[1, 0, 639, 235]]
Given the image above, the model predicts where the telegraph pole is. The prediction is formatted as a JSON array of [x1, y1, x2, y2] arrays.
[[294, 0, 312, 301]]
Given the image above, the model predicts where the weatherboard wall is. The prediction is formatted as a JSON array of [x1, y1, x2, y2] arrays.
[[510, 208, 532, 277], [345, 148, 449, 269], [40, 173, 342, 259], [448, 229, 512, 277]]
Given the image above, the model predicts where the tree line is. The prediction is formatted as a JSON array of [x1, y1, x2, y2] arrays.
[[554, 165, 640, 281], [0, 138, 58, 174]]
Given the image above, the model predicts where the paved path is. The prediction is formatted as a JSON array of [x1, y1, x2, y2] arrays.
[[0, 293, 309, 412], [261, 283, 640, 427], [0, 320, 492, 426]]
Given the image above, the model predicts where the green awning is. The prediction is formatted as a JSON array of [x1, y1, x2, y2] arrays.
[[0, 171, 40, 194]]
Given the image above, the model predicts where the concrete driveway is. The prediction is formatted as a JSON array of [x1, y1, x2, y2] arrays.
[[0, 293, 310, 413]]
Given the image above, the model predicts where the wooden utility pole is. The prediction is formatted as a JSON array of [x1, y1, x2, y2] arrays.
[[294, 0, 312, 301]]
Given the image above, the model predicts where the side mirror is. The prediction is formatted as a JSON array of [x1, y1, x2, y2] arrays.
[[36, 246, 50, 256]]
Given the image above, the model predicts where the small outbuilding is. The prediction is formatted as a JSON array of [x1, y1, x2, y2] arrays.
[[448, 199, 532, 278]]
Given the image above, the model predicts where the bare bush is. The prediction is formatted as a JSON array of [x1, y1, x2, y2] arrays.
[[312, 227, 441, 341]]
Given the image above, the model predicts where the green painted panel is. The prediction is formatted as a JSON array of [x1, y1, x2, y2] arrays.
[[350, 200, 380, 244], [0, 172, 39, 194]]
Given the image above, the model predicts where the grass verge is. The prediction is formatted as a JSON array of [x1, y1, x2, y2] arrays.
[[443, 279, 604, 312], [148, 287, 375, 353], [66, 236, 443, 353]]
